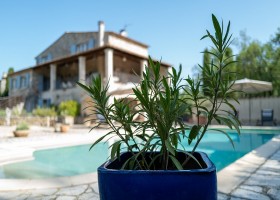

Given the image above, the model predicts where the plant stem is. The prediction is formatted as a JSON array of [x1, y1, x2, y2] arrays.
[[104, 112, 145, 170], [183, 54, 224, 167]]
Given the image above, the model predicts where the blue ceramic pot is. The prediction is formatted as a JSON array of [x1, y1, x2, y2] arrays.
[[98, 151, 217, 200]]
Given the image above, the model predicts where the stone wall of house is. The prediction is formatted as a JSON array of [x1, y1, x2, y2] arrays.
[[107, 34, 148, 57], [0, 116, 56, 126], [41, 87, 82, 106], [9, 70, 33, 97], [0, 96, 24, 109], [36, 32, 98, 63]]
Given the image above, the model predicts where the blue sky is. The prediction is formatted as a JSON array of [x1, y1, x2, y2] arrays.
[[1, 0, 280, 79]]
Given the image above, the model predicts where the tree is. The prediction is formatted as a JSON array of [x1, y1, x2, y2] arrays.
[[235, 41, 264, 80], [1, 67, 14, 97], [268, 28, 280, 96], [201, 48, 211, 96], [222, 47, 237, 83], [234, 30, 280, 97], [238, 30, 251, 50], [191, 64, 201, 81]]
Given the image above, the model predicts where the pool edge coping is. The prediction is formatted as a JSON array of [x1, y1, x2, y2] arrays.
[[0, 172, 98, 191], [217, 134, 280, 194]]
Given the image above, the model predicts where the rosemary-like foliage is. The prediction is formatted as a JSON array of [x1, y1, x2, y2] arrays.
[[77, 14, 240, 170]]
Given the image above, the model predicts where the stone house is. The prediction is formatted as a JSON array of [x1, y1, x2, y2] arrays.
[[8, 21, 171, 112]]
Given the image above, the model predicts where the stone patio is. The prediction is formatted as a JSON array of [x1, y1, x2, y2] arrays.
[[218, 145, 280, 200]]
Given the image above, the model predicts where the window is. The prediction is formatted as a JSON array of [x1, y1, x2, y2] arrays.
[[20, 76, 27, 88], [70, 41, 92, 54], [76, 43, 88, 53], [43, 99, 51, 107], [88, 38, 95, 49], [38, 53, 52, 64], [11, 79, 16, 90], [40, 56, 48, 63]]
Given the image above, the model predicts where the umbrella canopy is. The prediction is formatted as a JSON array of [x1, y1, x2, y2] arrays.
[[232, 78, 272, 94], [232, 78, 273, 125]]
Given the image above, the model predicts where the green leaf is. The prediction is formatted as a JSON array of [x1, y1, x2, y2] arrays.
[[212, 14, 222, 45], [148, 153, 162, 169], [171, 134, 178, 148], [165, 139, 175, 156], [210, 129, 235, 149], [89, 134, 109, 151], [200, 34, 208, 40], [184, 151, 203, 168], [206, 30, 219, 49], [214, 115, 233, 129], [170, 155, 183, 170], [77, 81, 93, 94], [224, 100, 238, 116], [227, 114, 241, 135], [121, 157, 134, 170], [188, 125, 202, 145], [110, 141, 122, 160]]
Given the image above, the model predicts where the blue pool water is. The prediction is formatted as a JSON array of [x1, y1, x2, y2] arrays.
[[0, 129, 278, 179], [0, 143, 108, 179], [182, 129, 278, 171]]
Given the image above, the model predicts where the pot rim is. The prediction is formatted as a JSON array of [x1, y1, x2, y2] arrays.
[[98, 151, 216, 174]]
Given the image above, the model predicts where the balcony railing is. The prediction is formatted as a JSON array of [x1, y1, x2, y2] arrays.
[[114, 71, 140, 84], [86, 72, 140, 85], [56, 77, 78, 90]]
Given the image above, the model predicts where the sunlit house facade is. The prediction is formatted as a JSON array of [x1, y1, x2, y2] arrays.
[[8, 21, 171, 112]]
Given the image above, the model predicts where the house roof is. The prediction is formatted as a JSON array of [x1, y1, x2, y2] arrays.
[[107, 32, 148, 48], [35, 32, 96, 59], [35, 31, 148, 59]]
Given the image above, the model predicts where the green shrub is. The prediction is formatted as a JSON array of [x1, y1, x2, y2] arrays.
[[0, 109, 5, 117], [20, 109, 32, 117], [16, 122, 29, 131], [58, 100, 80, 117], [78, 14, 240, 170], [32, 107, 57, 117]]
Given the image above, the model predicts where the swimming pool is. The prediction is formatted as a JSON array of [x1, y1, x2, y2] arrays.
[[0, 129, 278, 179]]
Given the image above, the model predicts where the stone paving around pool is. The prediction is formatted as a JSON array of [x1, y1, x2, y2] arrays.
[[218, 145, 280, 200], [0, 125, 279, 200], [0, 182, 100, 200]]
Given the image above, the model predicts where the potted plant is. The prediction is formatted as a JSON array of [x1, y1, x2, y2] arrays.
[[57, 100, 80, 132], [78, 14, 240, 200], [13, 122, 30, 137], [32, 107, 57, 127], [60, 123, 69, 133]]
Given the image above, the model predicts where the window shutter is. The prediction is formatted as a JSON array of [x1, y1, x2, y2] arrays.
[[88, 38, 95, 49], [9, 78, 12, 90], [70, 44, 76, 54], [16, 76, 20, 89], [26, 73, 30, 88], [38, 98, 43, 108], [47, 99, 51, 107], [36, 57, 40, 64], [48, 53, 52, 61], [38, 76, 43, 92]]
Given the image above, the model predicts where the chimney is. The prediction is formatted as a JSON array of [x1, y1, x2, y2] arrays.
[[120, 29, 127, 37], [98, 21, 105, 47]]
